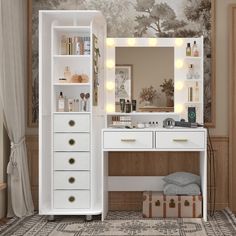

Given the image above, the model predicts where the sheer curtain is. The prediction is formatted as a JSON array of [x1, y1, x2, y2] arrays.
[[0, 0, 34, 217]]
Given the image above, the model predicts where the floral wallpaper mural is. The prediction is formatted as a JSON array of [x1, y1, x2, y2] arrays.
[[28, 0, 215, 126]]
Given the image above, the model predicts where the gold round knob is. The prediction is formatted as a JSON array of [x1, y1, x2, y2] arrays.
[[68, 196, 75, 202], [69, 139, 75, 145], [68, 120, 75, 127], [68, 158, 75, 164], [68, 177, 75, 183]]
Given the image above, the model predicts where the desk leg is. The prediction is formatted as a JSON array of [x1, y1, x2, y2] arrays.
[[200, 150, 207, 221], [102, 151, 108, 221]]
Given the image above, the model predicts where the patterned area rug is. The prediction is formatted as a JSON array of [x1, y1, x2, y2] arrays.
[[0, 209, 236, 236]]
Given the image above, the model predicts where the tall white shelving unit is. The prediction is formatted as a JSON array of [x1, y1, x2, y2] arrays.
[[39, 11, 106, 217]]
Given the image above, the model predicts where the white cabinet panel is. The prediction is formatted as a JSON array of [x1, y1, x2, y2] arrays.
[[54, 114, 90, 133], [54, 152, 90, 170], [156, 131, 205, 150], [103, 131, 153, 149], [54, 133, 90, 151], [54, 171, 90, 189], [54, 190, 90, 209]]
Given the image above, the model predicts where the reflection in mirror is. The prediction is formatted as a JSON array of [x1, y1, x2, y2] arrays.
[[115, 47, 174, 112]]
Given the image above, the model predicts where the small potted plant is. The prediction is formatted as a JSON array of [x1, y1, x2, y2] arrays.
[[139, 86, 158, 107], [160, 79, 174, 107]]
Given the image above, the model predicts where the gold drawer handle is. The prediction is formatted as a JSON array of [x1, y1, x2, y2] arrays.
[[68, 158, 75, 165], [69, 139, 75, 145], [173, 138, 188, 142], [121, 139, 136, 142], [68, 196, 75, 202], [68, 120, 75, 127], [68, 177, 75, 183]]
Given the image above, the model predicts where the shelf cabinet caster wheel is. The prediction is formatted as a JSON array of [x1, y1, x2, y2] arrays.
[[85, 215, 93, 221], [47, 215, 55, 222]]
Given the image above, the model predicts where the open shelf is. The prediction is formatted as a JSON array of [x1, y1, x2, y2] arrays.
[[185, 56, 201, 60], [53, 55, 90, 58], [53, 83, 90, 86], [53, 112, 91, 114], [53, 25, 90, 33]]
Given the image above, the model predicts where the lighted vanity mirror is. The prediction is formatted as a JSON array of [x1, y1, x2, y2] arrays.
[[115, 47, 174, 112], [106, 37, 204, 123]]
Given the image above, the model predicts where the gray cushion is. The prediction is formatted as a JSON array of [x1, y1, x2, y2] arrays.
[[163, 172, 200, 186], [163, 183, 201, 196]]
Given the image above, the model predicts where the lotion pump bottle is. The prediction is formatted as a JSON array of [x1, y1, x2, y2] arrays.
[[58, 91, 65, 112]]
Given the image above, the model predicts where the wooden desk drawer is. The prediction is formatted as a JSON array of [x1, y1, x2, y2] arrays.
[[54, 171, 90, 190], [54, 114, 90, 132], [103, 131, 153, 149], [54, 152, 90, 170], [54, 133, 90, 151], [54, 190, 90, 209], [155, 131, 205, 150]]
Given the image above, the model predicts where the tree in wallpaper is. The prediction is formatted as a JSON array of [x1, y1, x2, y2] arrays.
[[30, 0, 213, 125]]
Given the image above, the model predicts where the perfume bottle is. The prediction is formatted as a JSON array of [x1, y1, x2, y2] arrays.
[[194, 82, 199, 102], [192, 41, 199, 57], [64, 66, 71, 82], [60, 35, 67, 55], [186, 64, 194, 80], [186, 43, 191, 56], [57, 92, 65, 112]]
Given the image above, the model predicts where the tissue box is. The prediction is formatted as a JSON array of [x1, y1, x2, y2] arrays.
[[143, 191, 202, 218]]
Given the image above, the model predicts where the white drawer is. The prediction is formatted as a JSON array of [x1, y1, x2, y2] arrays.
[[54, 171, 90, 189], [54, 133, 90, 151], [155, 131, 205, 150], [54, 190, 90, 209], [103, 131, 153, 149], [54, 152, 90, 170], [54, 114, 90, 133]]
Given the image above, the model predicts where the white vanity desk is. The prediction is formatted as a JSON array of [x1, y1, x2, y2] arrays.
[[102, 126, 207, 221]]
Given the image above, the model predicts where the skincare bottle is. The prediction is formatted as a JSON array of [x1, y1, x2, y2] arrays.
[[57, 92, 65, 112], [83, 37, 90, 55], [120, 99, 126, 113], [68, 99, 74, 112], [60, 35, 67, 55], [192, 41, 199, 57], [64, 66, 71, 82], [125, 100, 131, 113], [74, 37, 83, 55], [186, 43, 191, 56], [188, 87, 193, 102], [186, 64, 194, 80], [66, 37, 73, 55], [194, 82, 200, 102], [131, 100, 136, 112]]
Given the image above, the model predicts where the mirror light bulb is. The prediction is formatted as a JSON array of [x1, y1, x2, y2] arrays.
[[106, 81, 115, 91], [106, 104, 115, 113], [106, 38, 115, 47], [106, 60, 115, 69], [175, 104, 184, 113], [175, 81, 184, 90], [175, 59, 184, 69], [128, 38, 135, 46], [175, 38, 184, 47], [149, 38, 157, 46]]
